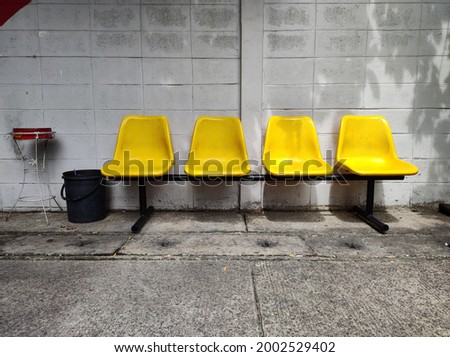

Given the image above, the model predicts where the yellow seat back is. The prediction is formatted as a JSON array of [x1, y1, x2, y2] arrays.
[[336, 115, 418, 176], [101, 115, 174, 177], [185, 116, 250, 176], [263, 116, 332, 176], [337, 115, 396, 159]]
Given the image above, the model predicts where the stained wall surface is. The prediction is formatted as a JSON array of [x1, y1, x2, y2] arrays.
[[0, 0, 449, 211]]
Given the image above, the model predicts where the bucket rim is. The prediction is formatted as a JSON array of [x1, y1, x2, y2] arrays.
[[62, 169, 104, 180]]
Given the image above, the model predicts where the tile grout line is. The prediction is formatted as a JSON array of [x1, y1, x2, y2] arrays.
[[88, 3, 98, 167], [410, 0, 425, 207], [140, 1, 145, 116], [189, 2, 195, 209], [35, 2, 44, 127], [363, 1, 370, 111]]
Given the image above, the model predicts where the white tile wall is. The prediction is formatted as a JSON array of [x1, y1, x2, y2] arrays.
[[262, 0, 450, 208], [0, 1, 242, 210], [0, 1, 449, 210]]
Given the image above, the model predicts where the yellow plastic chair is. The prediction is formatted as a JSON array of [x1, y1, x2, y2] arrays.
[[185, 116, 250, 177], [336, 115, 418, 176], [101, 115, 174, 178], [263, 116, 333, 176]]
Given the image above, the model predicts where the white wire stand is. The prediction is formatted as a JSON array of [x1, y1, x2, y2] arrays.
[[6, 128, 63, 224]]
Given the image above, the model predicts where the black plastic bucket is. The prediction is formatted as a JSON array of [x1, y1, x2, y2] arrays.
[[61, 170, 106, 223]]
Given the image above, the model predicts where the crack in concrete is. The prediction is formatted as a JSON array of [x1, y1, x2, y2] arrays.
[[243, 213, 249, 232], [113, 235, 135, 257], [298, 234, 319, 257], [251, 266, 265, 337]]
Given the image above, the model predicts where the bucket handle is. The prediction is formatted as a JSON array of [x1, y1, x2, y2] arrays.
[[61, 179, 103, 202]]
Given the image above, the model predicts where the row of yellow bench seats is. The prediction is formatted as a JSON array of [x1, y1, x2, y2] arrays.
[[101, 115, 418, 179]]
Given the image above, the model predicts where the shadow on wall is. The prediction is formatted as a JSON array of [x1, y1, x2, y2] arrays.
[[414, 27, 450, 201], [263, 2, 450, 210]]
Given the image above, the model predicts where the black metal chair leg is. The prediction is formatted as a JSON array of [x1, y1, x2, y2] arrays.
[[354, 206, 389, 233], [131, 206, 154, 233], [353, 179, 389, 234], [131, 178, 154, 233]]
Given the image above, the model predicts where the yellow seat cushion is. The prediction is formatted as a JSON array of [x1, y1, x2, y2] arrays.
[[336, 115, 418, 176]]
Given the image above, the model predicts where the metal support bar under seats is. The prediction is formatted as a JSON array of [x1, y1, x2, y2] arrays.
[[121, 174, 405, 234], [131, 177, 154, 233]]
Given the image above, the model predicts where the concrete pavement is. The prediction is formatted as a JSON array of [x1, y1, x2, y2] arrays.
[[1, 208, 449, 336]]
